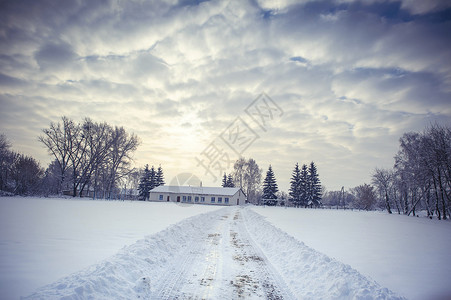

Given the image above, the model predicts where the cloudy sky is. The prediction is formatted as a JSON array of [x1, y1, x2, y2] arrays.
[[1, 0, 450, 192]]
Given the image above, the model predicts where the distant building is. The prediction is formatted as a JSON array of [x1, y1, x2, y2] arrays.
[[149, 186, 246, 206]]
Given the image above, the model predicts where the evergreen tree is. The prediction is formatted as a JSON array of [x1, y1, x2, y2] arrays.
[[226, 174, 235, 187], [299, 164, 309, 207], [149, 165, 157, 190], [222, 172, 236, 187], [222, 173, 227, 187], [262, 165, 279, 206], [289, 163, 301, 207], [138, 165, 151, 201], [308, 161, 322, 206], [156, 165, 165, 186]]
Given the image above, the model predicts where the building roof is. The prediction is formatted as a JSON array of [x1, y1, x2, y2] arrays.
[[150, 185, 241, 196]]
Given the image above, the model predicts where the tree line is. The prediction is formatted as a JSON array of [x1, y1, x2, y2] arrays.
[[0, 116, 141, 199], [323, 124, 450, 220], [5, 116, 446, 216], [0, 134, 43, 195], [39, 116, 140, 199], [377, 124, 450, 219], [219, 157, 323, 207]]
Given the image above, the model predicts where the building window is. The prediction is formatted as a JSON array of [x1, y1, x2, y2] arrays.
[[187, 196, 192, 202], [225, 197, 229, 204], [201, 197, 205, 202], [182, 196, 187, 202], [211, 197, 215, 203], [159, 194, 163, 200], [218, 197, 222, 203], [195, 196, 199, 202]]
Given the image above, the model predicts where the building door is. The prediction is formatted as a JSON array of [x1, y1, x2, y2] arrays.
[[167, 196, 170, 202], [177, 196, 180, 202], [237, 199, 239, 205]]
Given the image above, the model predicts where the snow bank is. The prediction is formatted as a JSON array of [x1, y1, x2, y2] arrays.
[[0, 197, 220, 299], [251, 206, 451, 300], [242, 208, 404, 300], [24, 207, 230, 299]]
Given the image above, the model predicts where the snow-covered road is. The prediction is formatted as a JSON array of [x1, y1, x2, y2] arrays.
[[25, 207, 403, 299], [151, 209, 295, 299]]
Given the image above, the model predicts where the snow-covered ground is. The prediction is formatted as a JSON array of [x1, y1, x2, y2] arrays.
[[252, 206, 451, 300], [0, 197, 220, 299], [23, 205, 402, 299], [1, 197, 449, 299]]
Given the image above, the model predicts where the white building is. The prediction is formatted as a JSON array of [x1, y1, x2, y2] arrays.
[[149, 186, 246, 206]]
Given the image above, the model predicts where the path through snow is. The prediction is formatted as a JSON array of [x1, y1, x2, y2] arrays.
[[151, 209, 294, 299], [25, 207, 404, 299]]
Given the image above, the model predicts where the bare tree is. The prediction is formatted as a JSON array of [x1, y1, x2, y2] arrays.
[[232, 157, 262, 204], [122, 168, 141, 200], [41, 160, 67, 196], [40, 117, 140, 198], [244, 158, 262, 204], [232, 157, 246, 190], [0, 134, 13, 191], [0, 134, 11, 154], [38, 117, 79, 194], [10, 154, 44, 195], [426, 124, 451, 219], [372, 168, 393, 214], [1, 134, 44, 195], [392, 125, 451, 219], [77, 119, 112, 197], [103, 126, 140, 198], [352, 183, 376, 211]]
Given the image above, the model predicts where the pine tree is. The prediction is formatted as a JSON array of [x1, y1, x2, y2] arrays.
[[149, 165, 156, 190], [226, 174, 235, 187], [156, 165, 165, 187], [262, 165, 279, 206], [222, 173, 227, 187], [289, 163, 301, 207], [138, 165, 151, 201], [222, 172, 235, 187], [299, 164, 309, 207], [308, 161, 322, 207]]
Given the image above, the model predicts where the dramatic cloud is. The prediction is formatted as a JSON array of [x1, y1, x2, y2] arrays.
[[1, 0, 450, 191]]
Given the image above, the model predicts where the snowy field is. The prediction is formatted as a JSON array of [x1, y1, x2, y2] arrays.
[[20, 203, 401, 300], [252, 206, 451, 300], [0, 197, 221, 299], [0, 197, 450, 299]]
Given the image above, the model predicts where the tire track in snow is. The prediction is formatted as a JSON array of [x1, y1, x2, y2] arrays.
[[198, 214, 228, 299], [229, 210, 296, 300], [150, 208, 296, 299], [150, 210, 231, 299], [150, 238, 204, 299]]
